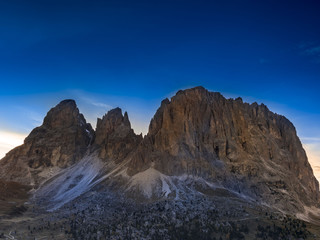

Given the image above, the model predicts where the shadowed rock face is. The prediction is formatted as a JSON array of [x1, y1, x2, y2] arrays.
[[0, 99, 94, 186], [127, 87, 319, 211], [94, 107, 142, 163]]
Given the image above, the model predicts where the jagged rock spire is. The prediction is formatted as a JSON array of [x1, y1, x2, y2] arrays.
[[95, 107, 131, 145], [94, 107, 142, 162]]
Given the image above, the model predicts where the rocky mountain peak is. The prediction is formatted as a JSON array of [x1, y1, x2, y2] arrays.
[[42, 99, 87, 129], [94, 108, 142, 162], [147, 86, 225, 141], [127, 87, 319, 212], [0, 99, 94, 186], [95, 107, 131, 145]]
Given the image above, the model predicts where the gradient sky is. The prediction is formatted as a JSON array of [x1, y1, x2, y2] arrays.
[[0, 0, 319, 179]]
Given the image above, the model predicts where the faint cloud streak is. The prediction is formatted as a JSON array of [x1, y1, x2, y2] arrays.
[[16, 106, 43, 127], [301, 137, 320, 142], [77, 95, 113, 111], [89, 101, 112, 109], [299, 41, 320, 63]]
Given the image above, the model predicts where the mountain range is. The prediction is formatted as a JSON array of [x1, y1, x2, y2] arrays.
[[0, 87, 319, 239]]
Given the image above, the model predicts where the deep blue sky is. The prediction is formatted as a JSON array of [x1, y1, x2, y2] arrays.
[[0, 0, 320, 169]]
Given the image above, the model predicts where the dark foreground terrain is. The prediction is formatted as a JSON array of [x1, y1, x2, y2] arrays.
[[1, 186, 320, 240]]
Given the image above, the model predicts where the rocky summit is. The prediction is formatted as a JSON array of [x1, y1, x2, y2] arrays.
[[0, 87, 320, 240], [94, 107, 142, 163], [0, 99, 94, 186], [126, 87, 319, 212]]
